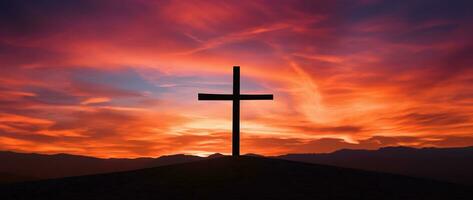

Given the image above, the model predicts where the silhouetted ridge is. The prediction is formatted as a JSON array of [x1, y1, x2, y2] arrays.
[[148, 154, 203, 166], [0, 156, 471, 200], [3, 146, 473, 185], [279, 146, 473, 185], [244, 153, 264, 157], [0, 151, 154, 180], [378, 146, 417, 151], [0, 172, 36, 184], [207, 153, 225, 158]]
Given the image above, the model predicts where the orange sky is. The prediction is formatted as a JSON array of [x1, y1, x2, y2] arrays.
[[1, 0, 473, 158]]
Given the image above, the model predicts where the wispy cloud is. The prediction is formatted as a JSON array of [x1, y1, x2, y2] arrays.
[[1, 0, 473, 157]]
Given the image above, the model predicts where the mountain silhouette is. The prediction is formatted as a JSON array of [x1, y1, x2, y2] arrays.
[[2, 146, 473, 186], [208, 153, 225, 158], [1, 156, 471, 200], [279, 146, 473, 185], [0, 172, 36, 184], [0, 151, 153, 182], [0, 151, 202, 183]]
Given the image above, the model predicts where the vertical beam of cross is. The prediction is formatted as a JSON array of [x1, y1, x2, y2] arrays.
[[233, 67, 240, 157], [198, 66, 273, 157]]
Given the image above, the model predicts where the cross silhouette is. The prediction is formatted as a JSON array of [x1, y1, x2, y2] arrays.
[[198, 66, 273, 157]]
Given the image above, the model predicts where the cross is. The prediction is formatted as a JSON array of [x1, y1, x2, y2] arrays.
[[198, 66, 273, 157]]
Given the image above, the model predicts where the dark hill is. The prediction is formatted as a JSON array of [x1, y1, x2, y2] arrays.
[[279, 146, 473, 185], [0, 156, 471, 200], [0, 172, 36, 184], [0, 151, 203, 181], [3, 146, 473, 186]]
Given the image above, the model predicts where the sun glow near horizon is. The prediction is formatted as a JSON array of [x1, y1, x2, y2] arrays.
[[1, 0, 473, 158]]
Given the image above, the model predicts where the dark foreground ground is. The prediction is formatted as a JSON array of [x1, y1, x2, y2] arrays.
[[1, 156, 471, 200]]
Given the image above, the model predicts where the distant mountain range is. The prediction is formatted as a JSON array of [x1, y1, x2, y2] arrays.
[[1, 146, 473, 185], [278, 146, 473, 185], [1, 156, 471, 200], [0, 151, 205, 183]]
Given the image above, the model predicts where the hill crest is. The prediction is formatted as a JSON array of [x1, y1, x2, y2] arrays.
[[1, 156, 472, 200]]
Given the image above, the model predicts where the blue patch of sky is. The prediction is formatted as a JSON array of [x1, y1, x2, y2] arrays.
[[69, 67, 271, 106], [25, 87, 81, 105], [71, 67, 164, 95]]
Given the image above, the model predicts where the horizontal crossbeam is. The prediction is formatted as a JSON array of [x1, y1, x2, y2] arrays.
[[240, 94, 273, 100], [198, 93, 274, 101], [198, 93, 233, 100]]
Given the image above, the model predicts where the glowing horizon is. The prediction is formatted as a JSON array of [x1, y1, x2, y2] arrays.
[[1, 0, 473, 158]]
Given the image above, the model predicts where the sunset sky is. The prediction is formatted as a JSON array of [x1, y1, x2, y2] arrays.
[[1, 0, 473, 158]]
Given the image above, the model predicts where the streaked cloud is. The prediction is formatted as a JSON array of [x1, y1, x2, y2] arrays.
[[1, 0, 473, 157]]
